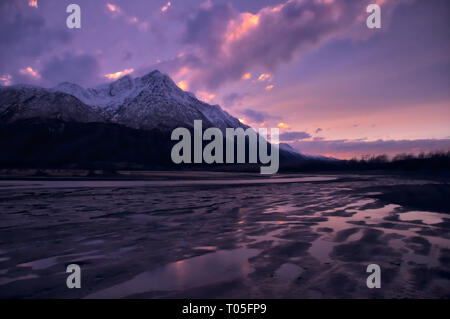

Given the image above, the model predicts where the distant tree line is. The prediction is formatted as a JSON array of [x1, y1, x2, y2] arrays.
[[280, 151, 450, 172]]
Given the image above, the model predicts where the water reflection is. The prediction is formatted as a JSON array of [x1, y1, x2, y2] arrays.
[[86, 248, 259, 299]]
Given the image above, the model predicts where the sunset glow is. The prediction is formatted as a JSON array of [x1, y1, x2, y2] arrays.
[[106, 3, 121, 13], [0, 74, 12, 86], [19, 67, 40, 79], [28, 0, 38, 8], [225, 13, 260, 43], [177, 81, 188, 91], [104, 68, 134, 80], [277, 122, 290, 129], [197, 91, 216, 102], [161, 1, 172, 13], [258, 74, 272, 82]]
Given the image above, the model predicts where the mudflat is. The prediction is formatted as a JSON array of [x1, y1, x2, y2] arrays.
[[0, 173, 448, 298]]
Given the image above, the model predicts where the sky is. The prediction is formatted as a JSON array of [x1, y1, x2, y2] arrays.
[[0, 0, 449, 158]]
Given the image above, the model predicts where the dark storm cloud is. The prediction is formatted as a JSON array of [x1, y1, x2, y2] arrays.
[[279, 131, 311, 141], [41, 52, 101, 87]]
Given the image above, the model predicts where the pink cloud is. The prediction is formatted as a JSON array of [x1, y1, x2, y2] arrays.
[[174, 0, 407, 91]]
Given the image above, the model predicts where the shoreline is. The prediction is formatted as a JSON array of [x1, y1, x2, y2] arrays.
[[0, 168, 449, 182]]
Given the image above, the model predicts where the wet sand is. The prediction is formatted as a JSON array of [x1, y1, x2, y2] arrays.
[[0, 173, 449, 298]]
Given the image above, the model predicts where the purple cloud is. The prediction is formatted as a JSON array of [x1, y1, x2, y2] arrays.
[[241, 108, 278, 123], [41, 52, 101, 87], [279, 131, 311, 141], [171, 0, 407, 91], [222, 92, 249, 107], [0, 0, 72, 79]]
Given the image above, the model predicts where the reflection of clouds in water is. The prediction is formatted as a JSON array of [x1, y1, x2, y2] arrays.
[[86, 248, 259, 299], [398, 211, 446, 225]]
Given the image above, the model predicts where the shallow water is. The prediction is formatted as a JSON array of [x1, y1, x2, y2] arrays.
[[0, 174, 448, 298], [0, 176, 337, 189]]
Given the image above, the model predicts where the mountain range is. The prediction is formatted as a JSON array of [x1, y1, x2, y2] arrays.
[[1, 70, 245, 131], [0, 70, 307, 170]]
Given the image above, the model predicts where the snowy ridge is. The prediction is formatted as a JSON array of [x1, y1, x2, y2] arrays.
[[53, 70, 246, 131], [0, 85, 103, 124]]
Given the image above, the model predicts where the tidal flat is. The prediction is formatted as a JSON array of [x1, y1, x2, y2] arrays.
[[0, 173, 449, 298]]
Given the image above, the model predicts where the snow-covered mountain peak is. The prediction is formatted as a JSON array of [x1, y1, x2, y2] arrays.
[[108, 75, 135, 95], [138, 69, 167, 84], [49, 70, 248, 131], [54, 82, 91, 101], [54, 70, 186, 109]]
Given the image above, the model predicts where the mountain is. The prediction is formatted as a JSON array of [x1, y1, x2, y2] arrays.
[[53, 70, 245, 131], [277, 143, 307, 161], [0, 118, 176, 170], [0, 70, 307, 170], [279, 143, 303, 156], [0, 70, 246, 132], [0, 85, 103, 124]]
